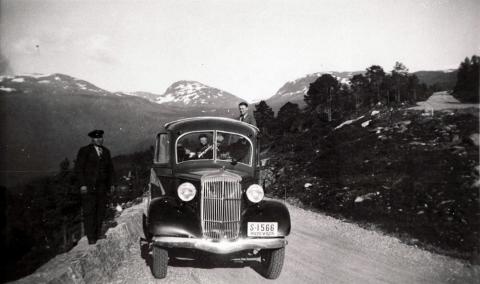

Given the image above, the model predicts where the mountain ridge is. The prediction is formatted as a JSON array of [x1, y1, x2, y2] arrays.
[[265, 71, 364, 112], [265, 69, 458, 112], [0, 73, 237, 187], [0, 69, 459, 186]]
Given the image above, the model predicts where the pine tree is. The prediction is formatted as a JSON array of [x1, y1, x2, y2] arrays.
[[407, 75, 420, 102], [365, 65, 385, 104], [253, 101, 275, 134], [305, 74, 340, 121], [350, 74, 369, 110], [277, 102, 300, 133], [454, 55, 479, 103], [391, 62, 409, 103]]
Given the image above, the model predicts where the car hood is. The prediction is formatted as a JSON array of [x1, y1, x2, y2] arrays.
[[175, 168, 249, 181]]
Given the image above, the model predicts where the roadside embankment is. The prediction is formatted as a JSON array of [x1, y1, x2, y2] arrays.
[[265, 96, 479, 261], [12, 204, 144, 284]]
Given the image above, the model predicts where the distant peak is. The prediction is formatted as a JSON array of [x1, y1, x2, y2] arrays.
[[17, 73, 53, 79]]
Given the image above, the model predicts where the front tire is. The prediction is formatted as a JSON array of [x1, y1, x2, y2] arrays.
[[152, 246, 168, 279], [260, 247, 285, 279], [142, 214, 152, 241]]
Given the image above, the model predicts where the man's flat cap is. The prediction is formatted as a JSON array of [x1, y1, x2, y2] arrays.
[[88, 129, 104, 138]]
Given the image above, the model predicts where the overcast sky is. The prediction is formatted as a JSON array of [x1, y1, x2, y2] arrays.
[[1, 0, 479, 101]]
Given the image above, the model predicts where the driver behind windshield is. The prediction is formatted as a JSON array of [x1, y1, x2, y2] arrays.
[[195, 134, 213, 159]]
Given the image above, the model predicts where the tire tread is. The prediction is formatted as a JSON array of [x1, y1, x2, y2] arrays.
[[152, 246, 168, 279], [262, 247, 285, 279]]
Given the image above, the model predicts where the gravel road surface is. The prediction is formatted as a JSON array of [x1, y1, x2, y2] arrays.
[[109, 203, 479, 284], [409, 91, 479, 111]]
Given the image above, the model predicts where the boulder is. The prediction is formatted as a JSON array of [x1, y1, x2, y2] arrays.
[[469, 133, 479, 146]]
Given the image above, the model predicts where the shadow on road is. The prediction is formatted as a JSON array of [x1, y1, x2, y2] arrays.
[[139, 239, 264, 275]]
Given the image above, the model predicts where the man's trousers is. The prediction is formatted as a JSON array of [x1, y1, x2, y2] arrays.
[[81, 184, 107, 243]]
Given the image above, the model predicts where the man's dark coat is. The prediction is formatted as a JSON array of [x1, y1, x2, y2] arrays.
[[75, 144, 115, 190], [75, 143, 115, 243]]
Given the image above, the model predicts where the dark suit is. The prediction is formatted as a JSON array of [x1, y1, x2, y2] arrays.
[[75, 144, 115, 242], [239, 113, 257, 127]]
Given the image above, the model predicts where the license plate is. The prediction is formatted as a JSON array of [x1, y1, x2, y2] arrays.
[[248, 222, 278, 237]]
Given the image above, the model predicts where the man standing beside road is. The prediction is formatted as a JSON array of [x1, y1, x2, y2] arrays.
[[75, 130, 115, 245], [238, 102, 257, 127]]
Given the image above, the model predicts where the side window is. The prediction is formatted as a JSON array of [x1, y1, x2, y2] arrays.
[[177, 132, 214, 163], [155, 133, 170, 164]]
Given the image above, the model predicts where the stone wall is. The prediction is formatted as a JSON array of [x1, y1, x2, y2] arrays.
[[12, 204, 144, 284]]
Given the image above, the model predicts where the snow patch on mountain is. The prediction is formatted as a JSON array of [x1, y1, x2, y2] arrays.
[[112, 92, 127, 97], [12, 78, 25, 83], [0, 76, 13, 82], [0, 86, 15, 92], [155, 93, 175, 104], [19, 73, 53, 79], [77, 83, 87, 90], [339, 77, 350, 84]]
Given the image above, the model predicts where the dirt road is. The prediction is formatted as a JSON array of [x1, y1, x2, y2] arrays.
[[409, 91, 479, 111], [108, 203, 479, 284]]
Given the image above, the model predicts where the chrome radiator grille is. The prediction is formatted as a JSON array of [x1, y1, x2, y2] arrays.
[[201, 171, 242, 240]]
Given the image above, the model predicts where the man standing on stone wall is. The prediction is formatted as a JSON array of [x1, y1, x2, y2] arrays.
[[75, 130, 115, 244]]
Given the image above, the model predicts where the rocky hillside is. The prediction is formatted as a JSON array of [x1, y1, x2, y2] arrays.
[[264, 96, 479, 260], [0, 74, 237, 187]]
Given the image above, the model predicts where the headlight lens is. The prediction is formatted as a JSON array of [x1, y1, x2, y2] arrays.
[[246, 184, 264, 203], [177, 182, 196, 202]]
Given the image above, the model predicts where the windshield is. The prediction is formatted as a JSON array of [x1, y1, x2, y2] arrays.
[[176, 131, 252, 165]]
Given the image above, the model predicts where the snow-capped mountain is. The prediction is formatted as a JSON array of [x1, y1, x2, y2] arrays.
[[0, 73, 120, 96], [132, 80, 244, 108], [266, 71, 363, 112], [0, 73, 193, 187], [0, 73, 247, 186], [1, 73, 139, 101]]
